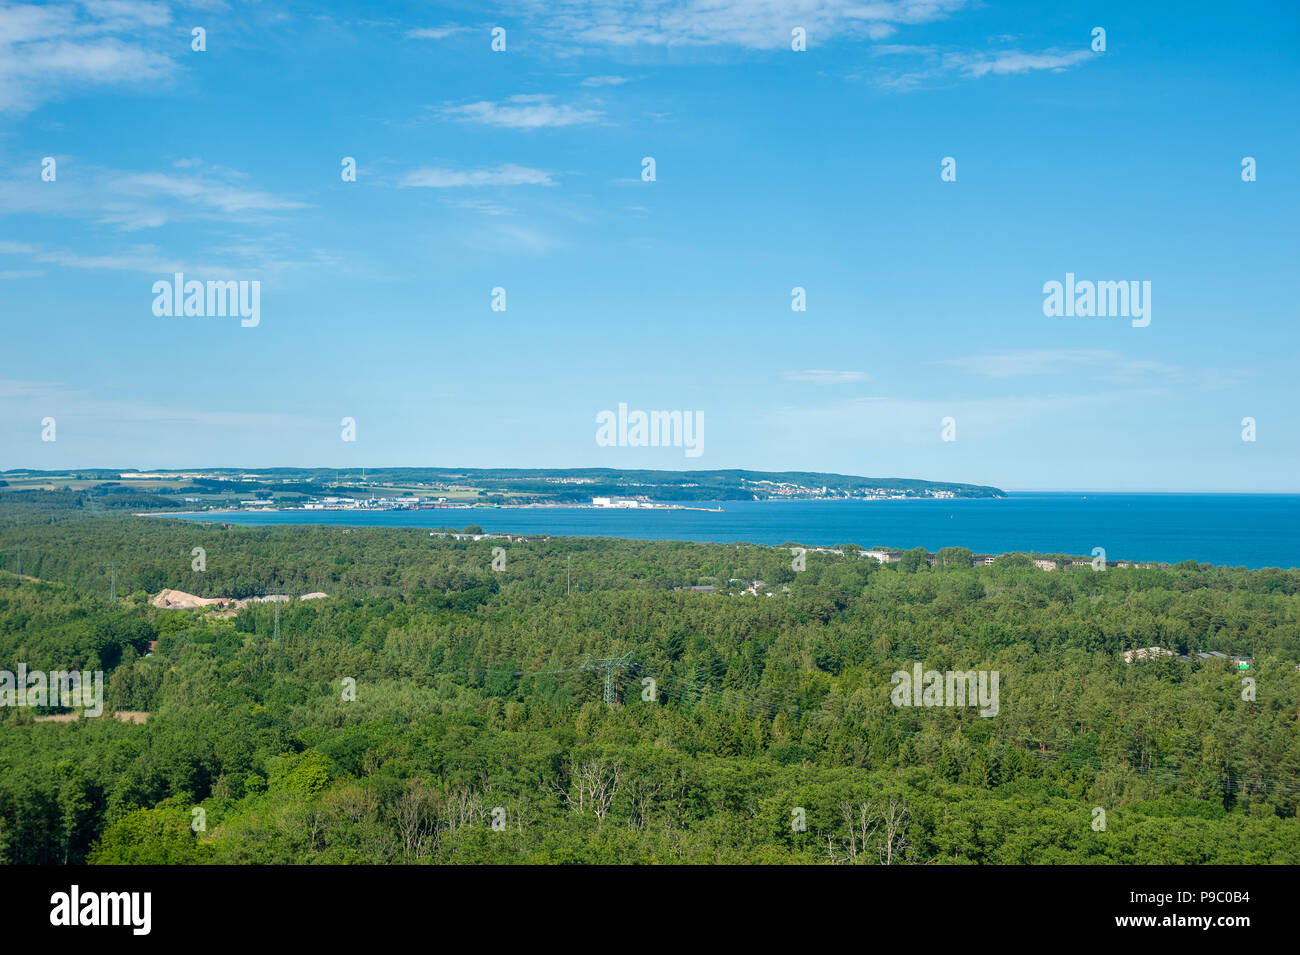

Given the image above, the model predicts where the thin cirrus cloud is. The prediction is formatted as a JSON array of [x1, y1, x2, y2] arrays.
[[404, 26, 468, 40], [0, 241, 217, 275], [0, 237, 318, 278], [516, 0, 971, 49], [114, 171, 308, 217], [0, 380, 323, 454], [939, 349, 1120, 378], [948, 48, 1095, 77], [937, 350, 1226, 388], [0, 159, 307, 231], [400, 164, 555, 188], [770, 392, 1113, 448], [0, 379, 63, 399], [441, 95, 604, 129], [0, 1, 177, 113], [873, 44, 1096, 89], [783, 369, 868, 384]]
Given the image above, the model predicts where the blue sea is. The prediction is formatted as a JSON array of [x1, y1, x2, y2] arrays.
[[164, 493, 1300, 569]]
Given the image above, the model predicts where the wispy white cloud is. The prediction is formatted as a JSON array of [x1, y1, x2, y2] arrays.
[[947, 48, 1094, 78], [516, 0, 970, 50], [0, 379, 64, 399], [81, 2, 173, 27], [580, 74, 630, 87], [0, 1, 178, 112], [445, 197, 514, 216], [442, 94, 604, 129], [874, 44, 1097, 89], [0, 236, 323, 277], [1, 243, 226, 275], [937, 349, 1240, 390], [939, 349, 1119, 378], [114, 171, 306, 217], [0, 379, 321, 449], [783, 369, 868, 384], [405, 26, 467, 40], [478, 222, 563, 254], [0, 159, 307, 231], [770, 392, 1103, 446], [400, 164, 555, 188]]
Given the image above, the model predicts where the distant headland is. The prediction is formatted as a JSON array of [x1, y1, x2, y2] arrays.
[[0, 467, 1007, 511]]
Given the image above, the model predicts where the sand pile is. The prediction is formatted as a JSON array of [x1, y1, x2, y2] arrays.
[[150, 589, 329, 611], [150, 589, 231, 609]]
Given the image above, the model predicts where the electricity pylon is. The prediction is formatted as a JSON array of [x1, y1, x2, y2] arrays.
[[0, 549, 16, 582], [580, 652, 633, 705], [250, 593, 284, 640]]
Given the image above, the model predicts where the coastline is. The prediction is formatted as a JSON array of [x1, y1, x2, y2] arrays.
[[139, 493, 1300, 570]]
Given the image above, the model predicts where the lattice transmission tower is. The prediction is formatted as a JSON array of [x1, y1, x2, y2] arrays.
[[579, 652, 633, 704]]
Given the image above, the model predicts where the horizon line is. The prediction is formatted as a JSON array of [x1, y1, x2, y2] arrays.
[[1, 465, 1297, 495]]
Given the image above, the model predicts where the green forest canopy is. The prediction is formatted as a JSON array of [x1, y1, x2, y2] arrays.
[[0, 490, 1296, 864]]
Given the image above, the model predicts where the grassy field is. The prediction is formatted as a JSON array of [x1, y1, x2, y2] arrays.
[[1, 477, 195, 492], [0, 474, 491, 504]]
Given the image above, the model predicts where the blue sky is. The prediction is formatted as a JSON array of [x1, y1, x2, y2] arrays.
[[1, 0, 1297, 491]]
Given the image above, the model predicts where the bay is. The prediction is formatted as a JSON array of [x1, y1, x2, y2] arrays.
[[164, 492, 1300, 570]]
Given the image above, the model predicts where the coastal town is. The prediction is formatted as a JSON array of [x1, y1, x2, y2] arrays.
[[857, 548, 1171, 571], [217, 494, 725, 513]]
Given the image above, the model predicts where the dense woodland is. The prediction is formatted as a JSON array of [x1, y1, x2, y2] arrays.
[[1, 490, 1297, 864]]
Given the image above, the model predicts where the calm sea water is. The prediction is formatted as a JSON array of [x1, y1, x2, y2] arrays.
[[165, 493, 1300, 569]]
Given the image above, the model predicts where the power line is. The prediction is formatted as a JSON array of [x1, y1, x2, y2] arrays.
[[579, 652, 634, 705]]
